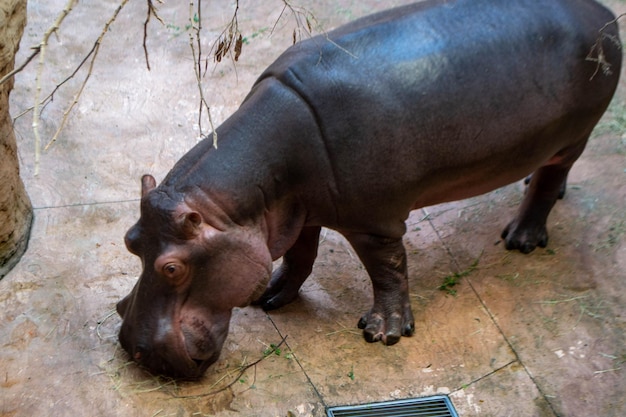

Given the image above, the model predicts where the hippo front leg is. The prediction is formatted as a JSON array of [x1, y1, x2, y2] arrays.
[[255, 226, 322, 310], [344, 232, 415, 345]]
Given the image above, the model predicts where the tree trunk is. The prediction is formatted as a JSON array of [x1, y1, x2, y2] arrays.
[[0, 0, 32, 279]]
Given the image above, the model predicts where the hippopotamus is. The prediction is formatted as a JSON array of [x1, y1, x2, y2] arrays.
[[116, 0, 621, 378]]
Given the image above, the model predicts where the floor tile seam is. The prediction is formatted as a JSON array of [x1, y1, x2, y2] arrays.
[[449, 358, 559, 416], [449, 358, 517, 395], [448, 277, 559, 416], [265, 312, 328, 411], [464, 275, 561, 416], [422, 207, 560, 416], [32, 198, 140, 210]]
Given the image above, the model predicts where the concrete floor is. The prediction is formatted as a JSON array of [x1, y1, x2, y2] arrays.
[[1, 0, 625, 416]]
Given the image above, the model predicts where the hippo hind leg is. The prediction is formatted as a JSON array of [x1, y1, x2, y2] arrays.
[[254, 226, 321, 310], [502, 137, 589, 253], [343, 232, 415, 345]]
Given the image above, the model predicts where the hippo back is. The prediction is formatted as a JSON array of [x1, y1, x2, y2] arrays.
[[251, 0, 620, 231]]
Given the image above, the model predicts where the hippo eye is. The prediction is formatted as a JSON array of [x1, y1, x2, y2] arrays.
[[162, 262, 186, 285]]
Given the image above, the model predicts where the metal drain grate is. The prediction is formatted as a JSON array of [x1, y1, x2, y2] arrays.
[[327, 395, 459, 417]]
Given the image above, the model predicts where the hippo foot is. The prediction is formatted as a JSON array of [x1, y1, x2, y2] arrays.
[[254, 286, 299, 311], [252, 266, 302, 311], [357, 305, 415, 345], [501, 220, 548, 254]]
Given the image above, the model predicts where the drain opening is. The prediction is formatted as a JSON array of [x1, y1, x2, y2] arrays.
[[327, 395, 459, 417]]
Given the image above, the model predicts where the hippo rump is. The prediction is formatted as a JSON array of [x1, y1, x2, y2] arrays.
[[116, 0, 621, 378]]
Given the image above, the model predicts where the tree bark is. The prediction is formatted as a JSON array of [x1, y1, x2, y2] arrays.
[[0, 0, 32, 279]]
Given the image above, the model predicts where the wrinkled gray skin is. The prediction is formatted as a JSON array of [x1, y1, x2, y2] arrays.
[[117, 0, 621, 378]]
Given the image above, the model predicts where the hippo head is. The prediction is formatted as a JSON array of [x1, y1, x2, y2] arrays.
[[117, 175, 272, 379]]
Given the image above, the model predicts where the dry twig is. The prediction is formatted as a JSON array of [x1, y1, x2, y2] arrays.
[[0, 0, 78, 87], [43, 0, 131, 153], [144, 0, 165, 71], [13, 0, 131, 174], [274, 0, 316, 44], [188, 0, 218, 147], [586, 13, 625, 80], [7, 0, 319, 170], [212, 0, 243, 64], [170, 335, 288, 399], [30, 0, 79, 176]]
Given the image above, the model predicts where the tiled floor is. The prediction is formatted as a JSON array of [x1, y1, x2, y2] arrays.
[[1, 1, 625, 416]]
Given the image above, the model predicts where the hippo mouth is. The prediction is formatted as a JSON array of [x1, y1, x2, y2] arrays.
[[130, 343, 218, 380], [181, 354, 219, 380], [182, 329, 228, 374]]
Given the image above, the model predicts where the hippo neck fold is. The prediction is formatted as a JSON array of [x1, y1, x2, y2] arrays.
[[160, 76, 334, 260]]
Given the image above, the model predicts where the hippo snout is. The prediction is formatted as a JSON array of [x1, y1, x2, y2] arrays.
[[126, 344, 210, 379], [117, 320, 218, 379], [116, 293, 231, 379]]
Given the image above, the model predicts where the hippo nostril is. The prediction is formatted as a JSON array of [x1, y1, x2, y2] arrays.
[[133, 345, 149, 363], [191, 358, 204, 368]]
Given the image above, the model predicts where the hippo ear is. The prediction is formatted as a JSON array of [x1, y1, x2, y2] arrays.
[[141, 174, 157, 197], [180, 211, 203, 239]]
